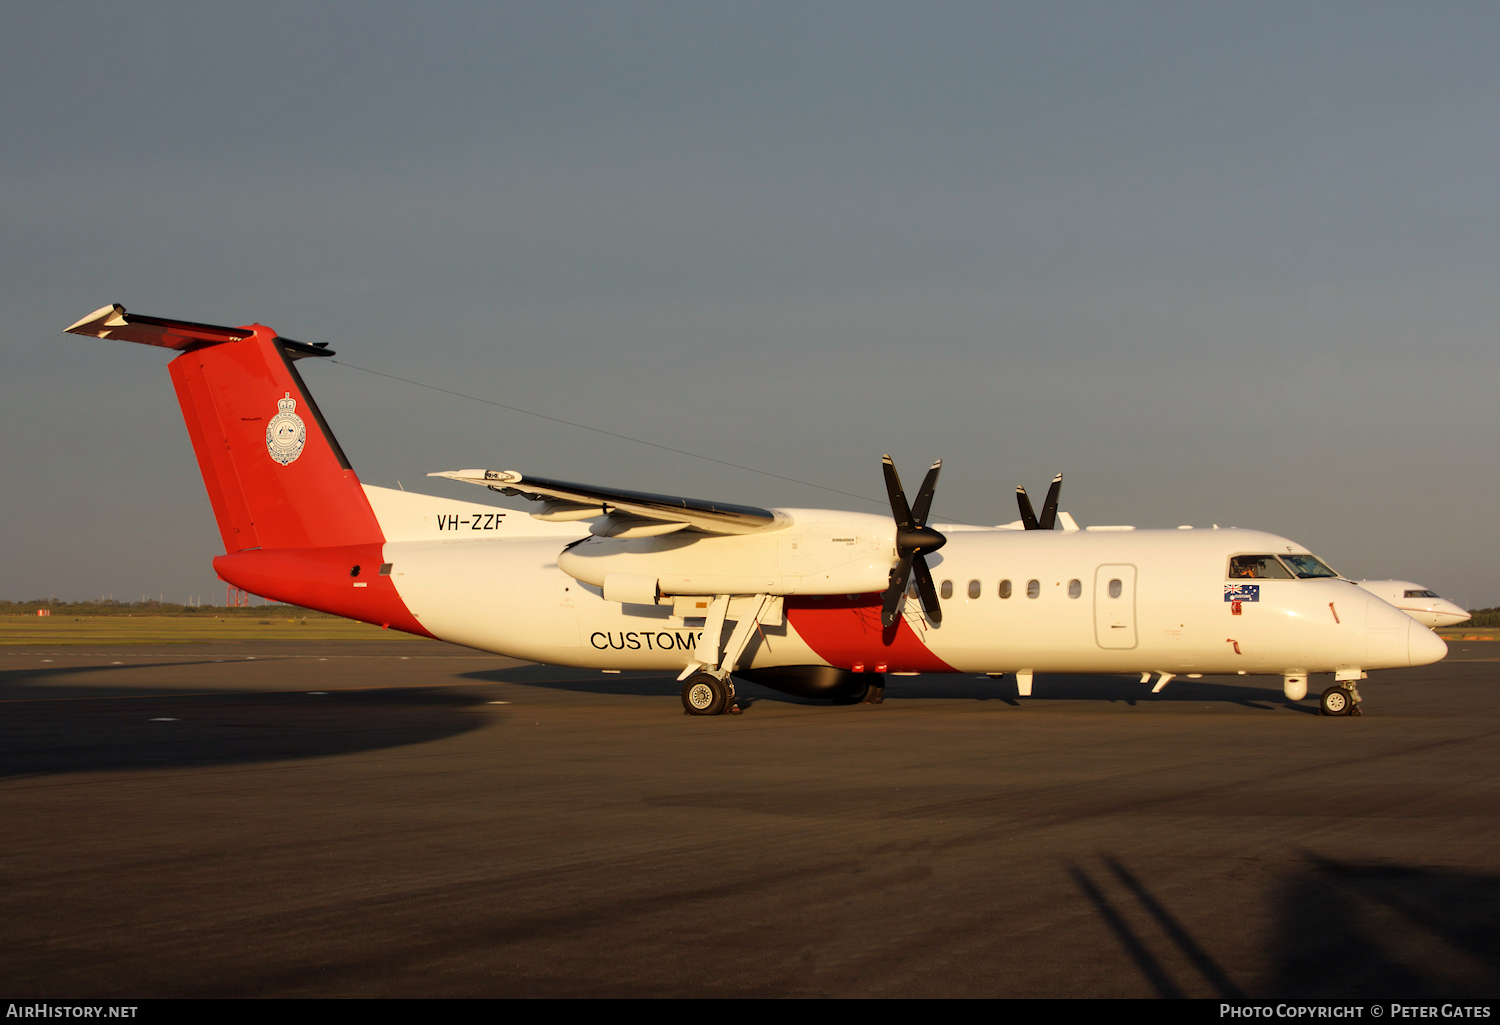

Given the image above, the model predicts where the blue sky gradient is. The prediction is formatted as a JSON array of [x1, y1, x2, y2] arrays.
[[4, 2, 1497, 606]]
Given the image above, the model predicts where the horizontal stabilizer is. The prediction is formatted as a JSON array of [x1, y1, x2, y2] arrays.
[[64, 304, 334, 359]]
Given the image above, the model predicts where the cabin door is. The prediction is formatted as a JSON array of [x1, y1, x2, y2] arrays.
[[1094, 564, 1138, 649]]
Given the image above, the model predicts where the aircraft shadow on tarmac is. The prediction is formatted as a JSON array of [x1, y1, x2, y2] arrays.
[[1071, 853, 1500, 998], [461, 666, 1311, 712], [0, 659, 273, 701], [0, 662, 1314, 780], [0, 665, 488, 778]]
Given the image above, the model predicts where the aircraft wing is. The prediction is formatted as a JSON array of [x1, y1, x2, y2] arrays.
[[428, 469, 782, 537]]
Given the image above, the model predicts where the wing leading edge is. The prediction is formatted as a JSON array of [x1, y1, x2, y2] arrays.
[[429, 469, 783, 538]]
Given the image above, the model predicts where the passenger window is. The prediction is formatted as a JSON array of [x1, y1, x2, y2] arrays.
[[967, 579, 981, 600], [998, 579, 1012, 599], [1026, 579, 1040, 599], [1068, 579, 1081, 599], [1228, 555, 1293, 580], [940, 580, 953, 600], [1108, 578, 1122, 599]]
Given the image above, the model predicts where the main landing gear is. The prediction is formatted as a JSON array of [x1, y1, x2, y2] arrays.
[[681, 672, 742, 716], [1320, 683, 1363, 717], [677, 593, 779, 716]]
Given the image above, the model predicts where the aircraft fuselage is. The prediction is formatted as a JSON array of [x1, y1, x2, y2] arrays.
[[299, 516, 1443, 679]]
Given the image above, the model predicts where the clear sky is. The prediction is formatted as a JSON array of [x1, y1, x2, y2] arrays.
[[4, 2, 1497, 607]]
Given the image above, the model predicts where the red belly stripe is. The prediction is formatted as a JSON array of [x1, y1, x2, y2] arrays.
[[785, 594, 954, 673]]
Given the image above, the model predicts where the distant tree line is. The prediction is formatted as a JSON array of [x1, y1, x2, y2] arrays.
[[0, 599, 337, 618], [1467, 607, 1500, 628]]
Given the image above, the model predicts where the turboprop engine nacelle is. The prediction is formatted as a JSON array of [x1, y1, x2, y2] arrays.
[[558, 509, 897, 598]]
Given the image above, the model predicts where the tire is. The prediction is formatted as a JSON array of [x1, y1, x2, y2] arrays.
[[1320, 686, 1351, 716], [682, 673, 728, 716]]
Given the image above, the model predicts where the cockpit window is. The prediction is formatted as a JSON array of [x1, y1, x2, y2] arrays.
[[1404, 589, 1439, 598], [1279, 554, 1339, 579], [1228, 555, 1293, 579]]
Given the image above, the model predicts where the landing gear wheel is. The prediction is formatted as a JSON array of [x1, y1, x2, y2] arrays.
[[861, 683, 886, 705], [1320, 685, 1352, 716], [682, 673, 729, 716]]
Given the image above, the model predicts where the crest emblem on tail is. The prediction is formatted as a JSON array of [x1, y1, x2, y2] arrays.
[[266, 392, 307, 466]]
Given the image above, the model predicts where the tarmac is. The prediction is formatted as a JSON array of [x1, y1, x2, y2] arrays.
[[2, 638, 1497, 998]]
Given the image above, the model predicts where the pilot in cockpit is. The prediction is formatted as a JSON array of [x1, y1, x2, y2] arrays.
[[1229, 556, 1284, 579]]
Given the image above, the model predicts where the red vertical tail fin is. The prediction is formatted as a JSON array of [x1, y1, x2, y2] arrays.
[[67, 304, 383, 552], [165, 326, 383, 551], [65, 304, 430, 635]]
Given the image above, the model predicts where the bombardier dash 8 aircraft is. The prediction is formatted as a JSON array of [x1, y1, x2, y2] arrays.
[[66, 304, 1447, 718]]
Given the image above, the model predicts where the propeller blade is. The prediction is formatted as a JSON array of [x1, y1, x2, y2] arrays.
[[912, 554, 943, 624], [882, 455, 914, 530], [910, 459, 942, 526], [881, 455, 949, 626], [1038, 473, 1063, 531], [1016, 486, 1039, 530], [881, 554, 915, 627]]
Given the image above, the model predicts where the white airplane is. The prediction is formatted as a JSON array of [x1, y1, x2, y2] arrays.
[[66, 304, 1448, 719], [1351, 581, 1470, 629]]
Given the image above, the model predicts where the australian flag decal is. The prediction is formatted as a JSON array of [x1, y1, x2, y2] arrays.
[[1224, 584, 1260, 602]]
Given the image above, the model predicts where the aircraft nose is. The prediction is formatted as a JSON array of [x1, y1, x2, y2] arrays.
[[1407, 619, 1449, 666], [1436, 600, 1471, 626]]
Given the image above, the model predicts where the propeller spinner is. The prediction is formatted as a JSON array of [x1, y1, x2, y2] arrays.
[[1015, 473, 1063, 531], [880, 455, 947, 628]]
